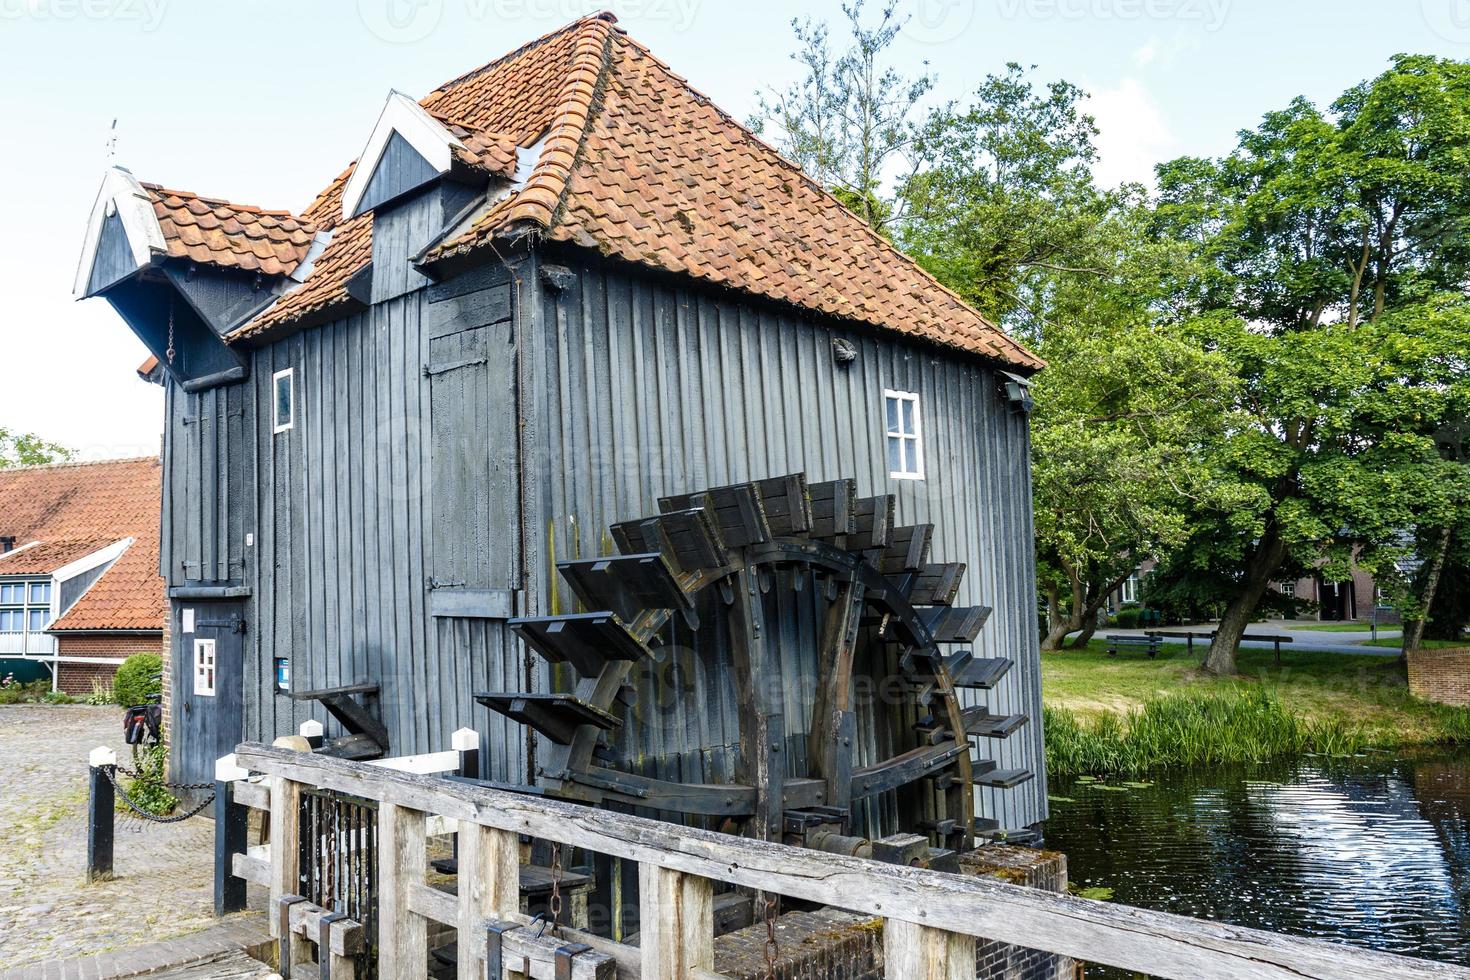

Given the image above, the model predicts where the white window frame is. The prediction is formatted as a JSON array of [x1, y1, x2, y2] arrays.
[[272, 368, 295, 434], [1121, 575, 1139, 605], [884, 388, 926, 481], [193, 638, 217, 697]]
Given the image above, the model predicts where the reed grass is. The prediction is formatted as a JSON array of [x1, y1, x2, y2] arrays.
[[1044, 688, 1372, 778]]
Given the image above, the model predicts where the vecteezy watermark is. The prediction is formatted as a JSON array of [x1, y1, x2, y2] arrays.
[[0, 0, 167, 30], [1422, 0, 1470, 43], [994, 0, 1230, 32], [358, 0, 701, 45], [902, 0, 978, 45]]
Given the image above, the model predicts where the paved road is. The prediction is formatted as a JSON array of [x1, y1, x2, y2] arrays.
[[0, 705, 237, 969], [1081, 621, 1404, 657]]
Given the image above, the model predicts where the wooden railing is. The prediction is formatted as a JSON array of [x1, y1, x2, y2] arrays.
[[229, 742, 1470, 980]]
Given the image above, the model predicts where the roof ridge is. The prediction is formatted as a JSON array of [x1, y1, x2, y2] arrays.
[[140, 183, 310, 222], [0, 455, 159, 474], [425, 10, 620, 98], [501, 15, 617, 231]]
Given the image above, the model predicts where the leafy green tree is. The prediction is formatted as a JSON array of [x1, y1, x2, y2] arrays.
[[1153, 56, 1470, 673], [0, 427, 73, 468], [752, 0, 934, 233], [1033, 207, 1237, 650], [901, 63, 1108, 331]]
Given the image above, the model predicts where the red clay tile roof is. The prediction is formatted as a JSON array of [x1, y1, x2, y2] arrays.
[[0, 537, 118, 575], [146, 185, 318, 277], [235, 13, 1040, 369], [0, 458, 164, 633]]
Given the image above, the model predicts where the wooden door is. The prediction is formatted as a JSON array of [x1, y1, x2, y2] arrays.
[[171, 599, 246, 785]]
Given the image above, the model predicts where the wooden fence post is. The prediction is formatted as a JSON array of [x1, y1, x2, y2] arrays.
[[87, 746, 116, 882], [639, 863, 714, 978], [883, 919, 975, 980], [268, 775, 302, 937], [456, 822, 518, 980], [378, 803, 429, 980], [214, 754, 250, 915]]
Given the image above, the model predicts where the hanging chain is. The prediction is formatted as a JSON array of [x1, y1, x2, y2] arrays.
[[549, 842, 564, 935], [165, 297, 176, 367], [762, 890, 780, 980]]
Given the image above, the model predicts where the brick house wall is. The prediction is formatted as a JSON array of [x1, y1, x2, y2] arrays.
[[53, 632, 163, 696], [1407, 647, 1470, 707]]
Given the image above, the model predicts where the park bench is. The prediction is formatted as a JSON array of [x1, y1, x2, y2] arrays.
[[1106, 634, 1161, 658], [1148, 630, 1294, 665]]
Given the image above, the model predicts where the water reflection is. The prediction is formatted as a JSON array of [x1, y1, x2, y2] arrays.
[[1044, 750, 1470, 972]]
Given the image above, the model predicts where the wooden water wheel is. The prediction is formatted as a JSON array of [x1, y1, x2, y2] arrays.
[[476, 473, 1031, 867]]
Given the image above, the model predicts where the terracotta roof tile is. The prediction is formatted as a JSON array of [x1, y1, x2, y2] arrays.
[[0, 458, 164, 633], [144, 184, 318, 277], [236, 13, 1040, 369]]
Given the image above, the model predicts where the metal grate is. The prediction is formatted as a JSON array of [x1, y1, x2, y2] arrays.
[[299, 788, 379, 977]]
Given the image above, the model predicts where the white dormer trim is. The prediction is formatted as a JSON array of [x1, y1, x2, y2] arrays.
[[73, 167, 168, 299], [340, 90, 467, 221], [52, 537, 133, 584]]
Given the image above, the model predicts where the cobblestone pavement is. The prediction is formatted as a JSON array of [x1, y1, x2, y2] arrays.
[[0, 705, 231, 969]]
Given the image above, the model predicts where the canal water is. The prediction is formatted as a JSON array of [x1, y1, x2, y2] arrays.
[[1043, 749, 1470, 973]]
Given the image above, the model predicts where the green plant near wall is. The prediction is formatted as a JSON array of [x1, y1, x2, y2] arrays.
[[121, 740, 177, 817], [113, 652, 162, 707]]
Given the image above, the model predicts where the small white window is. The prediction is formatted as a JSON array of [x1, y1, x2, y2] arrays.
[[193, 638, 217, 697], [884, 389, 925, 480], [1121, 575, 1139, 604], [272, 368, 295, 434], [1281, 582, 1296, 599]]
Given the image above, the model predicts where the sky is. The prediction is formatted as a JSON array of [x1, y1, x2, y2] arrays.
[[2, 0, 1468, 459]]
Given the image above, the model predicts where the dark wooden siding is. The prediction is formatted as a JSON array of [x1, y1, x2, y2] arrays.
[[242, 265, 527, 780], [524, 257, 1048, 831], [161, 381, 253, 587]]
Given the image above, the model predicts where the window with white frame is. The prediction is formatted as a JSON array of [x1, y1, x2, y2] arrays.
[[884, 389, 925, 480], [1120, 574, 1139, 605], [0, 579, 51, 634], [193, 638, 217, 696], [1281, 582, 1296, 599], [272, 368, 295, 434]]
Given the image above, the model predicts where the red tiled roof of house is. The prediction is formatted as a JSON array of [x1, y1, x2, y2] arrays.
[[145, 185, 318, 277], [0, 457, 164, 633], [0, 537, 118, 575], [235, 13, 1041, 369]]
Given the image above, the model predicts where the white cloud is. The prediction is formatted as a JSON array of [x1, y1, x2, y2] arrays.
[[1085, 77, 1180, 190]]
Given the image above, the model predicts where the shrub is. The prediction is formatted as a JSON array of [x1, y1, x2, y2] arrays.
[[1112, 606, 1145, 629], [121, 740, 177, 816], [113, 652, 163, 707], [84, 679, 114, 706], [40, 690, 75, 704]]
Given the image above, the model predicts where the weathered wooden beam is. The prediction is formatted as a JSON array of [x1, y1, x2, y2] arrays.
[[884, 919, 975, 979], [378, 803, 428, 979], [267, 776, 300, 938], [639, 864, 714, 978], [457, 823, 519, 980], [235, 744, 1470, 980]]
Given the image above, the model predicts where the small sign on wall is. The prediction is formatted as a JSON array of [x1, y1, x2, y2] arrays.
[[181, 608, 195, 634]]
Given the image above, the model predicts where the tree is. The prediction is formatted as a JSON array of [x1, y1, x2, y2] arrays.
[[900, 63, 1108, 331], [1031, 206, 1237, 650], [752, 0, 935, 233], [1153, 56, 1470, 673], [0, 427, 72, 468]]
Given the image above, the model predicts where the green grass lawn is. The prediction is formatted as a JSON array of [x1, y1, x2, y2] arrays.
[[1362, 637, 1465, 650], [1284, 622, 1397, 633], [1041, 639, 1469, 748]]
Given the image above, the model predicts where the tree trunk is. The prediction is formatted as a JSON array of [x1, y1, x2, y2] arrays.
[[1203, 531, 1289, 676], [1404, 525, 1453, 655]]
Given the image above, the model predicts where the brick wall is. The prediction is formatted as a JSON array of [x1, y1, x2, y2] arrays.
[[53, 633, 163, 696], [1407, 647, 1470, 707], [962, 846, 1075, 980], [160, 611, 172, 750]]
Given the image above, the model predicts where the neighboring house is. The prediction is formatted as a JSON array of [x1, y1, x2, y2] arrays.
[[1278, 567, 1398, 624], [74, 13, 1049, 838], [0, 458, 166, 694]]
